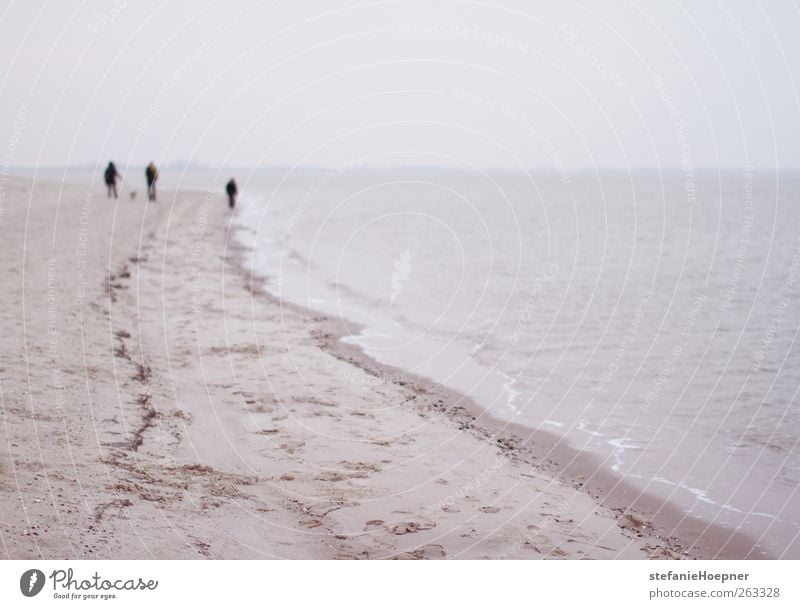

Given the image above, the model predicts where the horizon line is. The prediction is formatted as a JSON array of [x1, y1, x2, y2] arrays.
[[11, 163, 800, 174]]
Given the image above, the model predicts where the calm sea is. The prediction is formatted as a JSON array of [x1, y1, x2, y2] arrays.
[[230, 169, 799, 558]]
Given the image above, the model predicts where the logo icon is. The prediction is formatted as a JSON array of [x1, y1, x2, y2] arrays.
[[390, 249, 413, 305], [20, 569, 45, 597]]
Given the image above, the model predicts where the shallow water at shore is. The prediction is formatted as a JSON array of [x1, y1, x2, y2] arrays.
[[231, 169, 799, 558]]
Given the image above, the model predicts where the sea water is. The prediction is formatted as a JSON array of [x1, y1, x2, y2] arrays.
[[234, 169, 800, 558]]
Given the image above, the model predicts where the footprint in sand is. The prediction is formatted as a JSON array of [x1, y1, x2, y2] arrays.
[[315, 472, 348, 482], [415, 544, 446, 559], [192, 540, 212, 557], [390, 521, 435, 535], [392, 544, 447, 560], [279, 441, 305, 455], [340, 460, 381, 472], [300, 519, 323, 529]]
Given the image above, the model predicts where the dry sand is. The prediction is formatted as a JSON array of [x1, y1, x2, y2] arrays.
[[0, 177, 763, 559]]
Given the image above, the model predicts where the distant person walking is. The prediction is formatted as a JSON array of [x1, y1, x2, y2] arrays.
[[225, 178, 238, 209], [145, 162, 158, 201], [104, 161, 120, 199]]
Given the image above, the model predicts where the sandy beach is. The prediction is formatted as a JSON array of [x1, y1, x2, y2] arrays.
[[0, 177, 765, 559]]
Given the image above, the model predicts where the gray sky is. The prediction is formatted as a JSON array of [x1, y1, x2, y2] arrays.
[[1, 0, 798, 171]]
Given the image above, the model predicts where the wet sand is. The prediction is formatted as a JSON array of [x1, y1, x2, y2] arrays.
[[0, 177, 766, 559]]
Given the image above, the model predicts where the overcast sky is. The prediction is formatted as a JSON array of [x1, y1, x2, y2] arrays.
[[1, 0, 798, 171]]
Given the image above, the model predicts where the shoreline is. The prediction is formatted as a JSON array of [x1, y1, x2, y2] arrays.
[[229, 209, 770, 561], [0, 176, 767, 559], [314, 320, 771, 559]]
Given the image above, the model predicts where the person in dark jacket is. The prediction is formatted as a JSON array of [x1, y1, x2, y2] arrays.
[[145, 162, 158, 201], [104, 161, 120, 199], [225, 178, 238, 209]]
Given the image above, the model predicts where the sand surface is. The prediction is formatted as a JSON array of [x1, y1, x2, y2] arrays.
[[0, 177, 754, 559]]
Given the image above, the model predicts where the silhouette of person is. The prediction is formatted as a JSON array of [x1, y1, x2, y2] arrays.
[[145, 162, 158, 201], [104, 161, 120, 199], [225, 178, 238, 209]]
